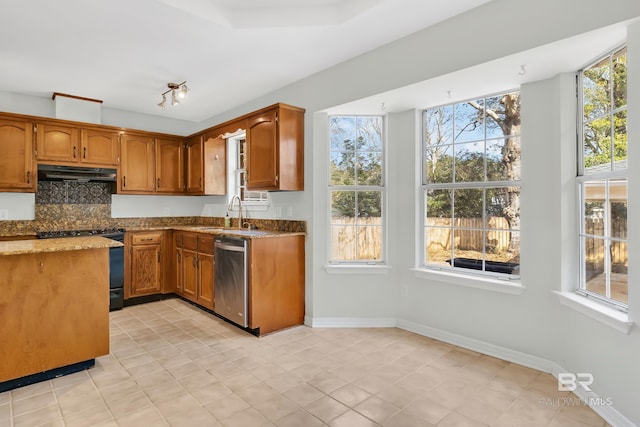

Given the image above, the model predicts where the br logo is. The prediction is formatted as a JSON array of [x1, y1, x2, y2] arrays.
[[558, 373, 594, 392]]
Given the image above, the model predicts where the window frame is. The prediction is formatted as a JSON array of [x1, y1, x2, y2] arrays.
[[327, 114, 386, 265], [576, 45, 628, 311], [420, 90, 521, 280]]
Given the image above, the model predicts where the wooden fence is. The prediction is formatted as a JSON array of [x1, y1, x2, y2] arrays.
[[331, 217, 382, 260], [584, 218, 627, 274], [331, 217, 627, 270]]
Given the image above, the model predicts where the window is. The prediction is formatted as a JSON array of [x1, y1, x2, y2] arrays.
[[578, 46, 627, 309], [329, 116, 384, 263], [422, 92, 521, 277]]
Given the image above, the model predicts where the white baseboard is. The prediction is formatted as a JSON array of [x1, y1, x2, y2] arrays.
[[303, 315, 636, 427], [304, 315, 396, 328]]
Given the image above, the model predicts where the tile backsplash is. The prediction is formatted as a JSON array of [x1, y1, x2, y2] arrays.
[[36, 181, 112, 204]]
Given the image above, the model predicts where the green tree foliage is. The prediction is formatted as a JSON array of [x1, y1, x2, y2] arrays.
[[583, 48, 627, 169], [330, 116, 383, 218]]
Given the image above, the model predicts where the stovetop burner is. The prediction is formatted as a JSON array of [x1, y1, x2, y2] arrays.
[[37, 228, 126, 239]]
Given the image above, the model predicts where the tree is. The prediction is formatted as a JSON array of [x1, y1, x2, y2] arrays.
[[583, 48, 627, 169], [329, 116, 383, 218], [424, 93, 521, 255]]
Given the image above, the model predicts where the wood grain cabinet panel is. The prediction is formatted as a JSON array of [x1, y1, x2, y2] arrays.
[[248, 235, 305, 335], [126, 231, 163, 298], [35, 123, 80, 163], [175, 232, 214, 309], [156, 137, 184, 193], [245, 104, 304, 191], [80, 128, 120, 166], [0, 118, 35, 192], [185, 133, 227, 196], [119, 134, 155, 193]]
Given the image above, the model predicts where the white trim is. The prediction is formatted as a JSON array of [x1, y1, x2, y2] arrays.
[[554, 291, 634, 334], [324, 264, 391, 275], [411, 268, 525, 295], [304, 316, 396, 328]]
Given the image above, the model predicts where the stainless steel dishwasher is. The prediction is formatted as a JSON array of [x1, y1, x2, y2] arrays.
[[214, 236, 248, 327]]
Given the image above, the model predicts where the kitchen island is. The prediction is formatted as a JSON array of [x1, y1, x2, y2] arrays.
[[0, 236, 122, 391]]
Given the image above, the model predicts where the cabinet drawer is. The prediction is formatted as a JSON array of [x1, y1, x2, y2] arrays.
[[197, 235, 214, 253], [182, 233, 198, 251], [131, 232, 162, 245]]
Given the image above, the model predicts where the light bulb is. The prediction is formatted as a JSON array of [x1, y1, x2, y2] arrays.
[[178, 84, 188, 99], [171, 90, 179, 105], [158, 95, 166, 109]]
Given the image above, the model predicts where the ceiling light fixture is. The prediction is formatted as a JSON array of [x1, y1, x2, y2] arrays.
[[158, 81, 188, 109]]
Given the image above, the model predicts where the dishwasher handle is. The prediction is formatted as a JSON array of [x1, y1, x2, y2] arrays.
[[215, 241, 246, 252]]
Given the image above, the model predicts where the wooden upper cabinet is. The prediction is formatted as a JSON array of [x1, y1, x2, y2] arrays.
[[245, 104, 304, 191], [0, 119, 36, 192], [185, 135, 203, 194], [185, 132, 227, 196], [36, 123, 120, 167], [35, 123, 80, 163], [156, 137, 184, 193], [119, 133, 155, 193], [80, 128, 120, 166]]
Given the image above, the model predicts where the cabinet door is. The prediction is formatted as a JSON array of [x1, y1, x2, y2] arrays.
[[36, 123, 80, 163], [246, 109, 278, 190], [120, 134, 155, 193], [0, 119, 35, 192], [80, 129, 120, 166], [131, 243, 162, 297], [185, 136, 203, 194], [156, 138, 184, 193], [182, 249, 198, 301], [174, 233, 184, 294], [196, 235, 215, 309], [202, 133, 226, 196], [198, 253, 214, 309]]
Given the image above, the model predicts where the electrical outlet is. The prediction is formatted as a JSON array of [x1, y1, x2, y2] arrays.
[[275, 207, 282, 218], [287, 206, 293, 218], [0, 209, 8, 220], [400, 283, 409, 297]]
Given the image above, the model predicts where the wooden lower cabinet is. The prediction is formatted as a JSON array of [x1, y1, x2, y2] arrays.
[[125, 231, 163, 299], [248, 235, 305, 335], [175, 232, 214, 310]]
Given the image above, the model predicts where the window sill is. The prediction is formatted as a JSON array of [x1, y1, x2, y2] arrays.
[[411, 268, 525, 295], [553, 291, 633, 334], [324, 264, 391, 275]]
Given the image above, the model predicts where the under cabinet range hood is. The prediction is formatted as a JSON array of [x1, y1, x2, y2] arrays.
[[37, 164, 117, 182]]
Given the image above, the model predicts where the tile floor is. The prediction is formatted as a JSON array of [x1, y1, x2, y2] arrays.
[[0, 298, 610, 427]]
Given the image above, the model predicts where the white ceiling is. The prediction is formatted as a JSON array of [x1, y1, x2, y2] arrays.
[[0, 0, 491, 123]]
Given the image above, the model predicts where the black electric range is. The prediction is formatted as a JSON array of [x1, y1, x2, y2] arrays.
[[37, 228, 125, 311]]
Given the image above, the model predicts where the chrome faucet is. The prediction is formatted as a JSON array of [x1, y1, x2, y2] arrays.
[[228, 195, 243, 229]]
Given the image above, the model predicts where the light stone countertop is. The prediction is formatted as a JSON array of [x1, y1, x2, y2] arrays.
[[128, 225, 306, 239], [0, 236, 124, 256]]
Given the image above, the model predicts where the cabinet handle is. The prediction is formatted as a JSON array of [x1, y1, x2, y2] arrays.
[[275, 174, 279, 184], [157, 178, 160, 188], [83, 147, 87, 159], [192, 257, 196, 268], [199, 177, 202, 187], [26, 171, 31, 184], [73, 146, 77, 158], [141, 238, 154, 241], [157, 251, 160, 262], [122, 176, 126, 187]]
